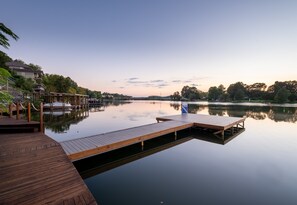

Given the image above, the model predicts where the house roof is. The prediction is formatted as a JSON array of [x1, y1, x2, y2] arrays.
[[5, 60, 43, 74], [6, 60, 32, 69]]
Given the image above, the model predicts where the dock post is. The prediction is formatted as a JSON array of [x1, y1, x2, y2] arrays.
[[9, 103, 13, 118], [222, 131, 225, 141], [27, 102, 31, 122], [175, 131, 177, 140], [40, 102, 44, 132], [16, 102, 20, 120]]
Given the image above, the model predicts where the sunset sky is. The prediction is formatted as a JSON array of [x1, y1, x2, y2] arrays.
[[2, 0, 297, 97]]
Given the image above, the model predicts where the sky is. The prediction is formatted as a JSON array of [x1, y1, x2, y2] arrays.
[[1, 0, 297, 97]]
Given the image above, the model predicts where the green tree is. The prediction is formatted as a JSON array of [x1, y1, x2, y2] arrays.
[[42, 74, 78, 93], [0, 51, 12, 69], [208, 84, 226, 101], [181, 85, 200, 101], [274, 87, 290, 103], [245, 83, 267, 100], [227, 82, 247, 101], [0, 23, 19, 49], [0, 67, 13, 111], [171, 91, 181, 101], [28, 63, 43, 71], [267, 81, 297, 102], [12, 73, 34, 93]]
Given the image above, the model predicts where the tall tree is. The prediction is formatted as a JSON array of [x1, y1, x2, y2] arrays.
[[227, 82, 247, 101], [171, 91, 181, 101], [208, 84, 225, 101], [245, 83, 267, 100], [0, 23, 19, 49], [181, 85, 200, 101]]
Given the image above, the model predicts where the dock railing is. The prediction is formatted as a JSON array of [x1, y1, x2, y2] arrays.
[[8, 102, 44, 132]]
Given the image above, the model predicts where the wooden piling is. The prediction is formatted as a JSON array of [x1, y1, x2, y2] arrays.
[[27, 102, 31, 122], [16, 102, 20, 120]]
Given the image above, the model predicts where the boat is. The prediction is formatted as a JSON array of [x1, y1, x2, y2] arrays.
[[43, 102, 72, 110]]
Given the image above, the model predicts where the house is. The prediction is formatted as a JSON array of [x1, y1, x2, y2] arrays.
[[5, 60, 45, 96], [5, 60, 43, 80]]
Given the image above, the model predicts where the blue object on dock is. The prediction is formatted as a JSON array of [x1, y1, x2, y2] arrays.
[[181, 102, 188, 114]]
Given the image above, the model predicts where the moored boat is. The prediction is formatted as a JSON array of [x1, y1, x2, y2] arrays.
[[43, 102, 72, 110]]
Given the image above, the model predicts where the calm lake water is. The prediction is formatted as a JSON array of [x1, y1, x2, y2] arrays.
[[44, 101, 297, 205]]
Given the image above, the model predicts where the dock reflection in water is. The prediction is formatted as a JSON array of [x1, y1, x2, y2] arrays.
[[74, 128, 245, 180]]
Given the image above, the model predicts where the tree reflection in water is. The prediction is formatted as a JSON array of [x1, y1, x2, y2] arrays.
[[44, 109, 89, 133], [202, 104, 297, 123], [42, 101, 297, 134]]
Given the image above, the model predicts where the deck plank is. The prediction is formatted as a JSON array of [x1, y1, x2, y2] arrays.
[[0, 132, 97, 205]]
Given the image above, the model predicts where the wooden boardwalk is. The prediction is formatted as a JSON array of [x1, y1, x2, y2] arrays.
[[0, 132, 97, 205], [156, 113, 245, 139], [61, 120, 193, 161]]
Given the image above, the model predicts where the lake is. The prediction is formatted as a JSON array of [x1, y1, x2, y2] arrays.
[[44, 101, 297, 205]]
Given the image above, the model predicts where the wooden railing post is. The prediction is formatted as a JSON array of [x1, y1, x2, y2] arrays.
[[16, 102, 20, 120], [39, 102, 44, 133], [9, 103, 13, 118], [27, 102, 31, 122]]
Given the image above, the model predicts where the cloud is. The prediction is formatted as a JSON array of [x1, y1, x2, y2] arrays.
[[127, 80, 148, 84], [171, 77, 210, 85], [150, 80, 164, 83], [157, 83, 169, 88], [112, 80, 117, 83], [128, 77, 139, 81]]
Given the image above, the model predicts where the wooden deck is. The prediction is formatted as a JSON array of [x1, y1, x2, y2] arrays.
[[0, 116, 41, 132], [0, 132, 97, 205], [156, 113, 245, 138], [60, 120, 193, 161]]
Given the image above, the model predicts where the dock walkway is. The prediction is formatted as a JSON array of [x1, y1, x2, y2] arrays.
[[61, 120, 193, 161], [0, 132, 97, 205], [61, 113, 245, 161], [156, 113, 245, 138]]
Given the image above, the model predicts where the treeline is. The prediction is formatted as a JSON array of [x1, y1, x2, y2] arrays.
[[1, 51, 132, 100], [171, 81, 297, 103]]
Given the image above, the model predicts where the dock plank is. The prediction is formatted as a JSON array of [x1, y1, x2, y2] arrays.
[[61, 120, 193, 161], [0, 132, 97, 205]]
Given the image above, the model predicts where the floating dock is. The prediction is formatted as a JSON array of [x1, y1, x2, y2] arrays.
[[0, 122, 97, 204], [61, 113, 245, 161], [61, 120, 193, 161], [157, 113, 245, 138]]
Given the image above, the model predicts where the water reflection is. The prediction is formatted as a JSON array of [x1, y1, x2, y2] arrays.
[[74, 128, 245, 180], [43, 101, 296, 134], [44, 109, 89, 133], [184, 104, 297, 123]]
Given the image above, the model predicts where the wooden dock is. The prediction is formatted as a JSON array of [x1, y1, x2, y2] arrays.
[[61, 113, 245, 161], [0, 132, 97, 205], [60, 120, 193, 161], [0, 116, 41, 132], [156, 113, 245, 139]]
